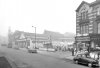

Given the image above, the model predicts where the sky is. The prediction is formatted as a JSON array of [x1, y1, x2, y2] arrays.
[[0, 0, 95, 36]]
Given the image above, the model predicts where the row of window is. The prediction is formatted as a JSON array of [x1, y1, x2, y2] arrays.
[[76, 7, 100, 35], [77, 23, 100, 35], [77, 6, 100, 20], [80, 8, 100, 20]]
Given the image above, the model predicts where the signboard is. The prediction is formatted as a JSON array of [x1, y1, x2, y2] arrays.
[[76, 36, 90, 41]]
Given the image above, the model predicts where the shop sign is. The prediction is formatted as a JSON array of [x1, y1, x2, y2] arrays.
[[76, 37, 90, 41]]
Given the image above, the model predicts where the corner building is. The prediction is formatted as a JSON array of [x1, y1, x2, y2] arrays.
[[75, 0, 100, 52]]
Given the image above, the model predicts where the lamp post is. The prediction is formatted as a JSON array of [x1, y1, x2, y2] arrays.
[[32, 26, 36, 49]]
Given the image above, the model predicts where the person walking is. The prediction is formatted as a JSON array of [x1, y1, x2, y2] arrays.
[[72, 48, 74, 56]]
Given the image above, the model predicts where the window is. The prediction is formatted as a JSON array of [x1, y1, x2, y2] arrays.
[[85, 25, 89, 34], [80, 25, 83, 34], [81, 11, 88, 20], [80, 24, 89, 35], [86, 11, 88, 19], [97, 7, 100, 15], [98, 23, 100, 33], [81, 12, 85, 20], [83, 25, 85, 34]]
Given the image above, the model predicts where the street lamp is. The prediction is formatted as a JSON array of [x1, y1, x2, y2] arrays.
[[32, 26, 36, 49]]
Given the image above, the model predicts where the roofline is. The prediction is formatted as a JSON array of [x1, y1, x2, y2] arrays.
[[76, 1, 90, 12], [90, 0, 100, 7], [76, 0, 100, 12]]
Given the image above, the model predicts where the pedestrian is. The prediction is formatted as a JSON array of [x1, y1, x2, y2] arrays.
[[74, 48, 76, 56], [72, 48, 74, 56]]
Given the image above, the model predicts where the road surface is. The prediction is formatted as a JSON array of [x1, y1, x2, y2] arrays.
[[0, 46, 89, 68]]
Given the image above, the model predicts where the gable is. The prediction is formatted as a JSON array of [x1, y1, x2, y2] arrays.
[[19, 33, 26, 39], [79, 4, 90, 13], [76, 1, 90, 12]]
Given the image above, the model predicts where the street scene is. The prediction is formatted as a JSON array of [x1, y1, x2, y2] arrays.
[[0, 46, 89, 68], [1, 0, 100, 68]]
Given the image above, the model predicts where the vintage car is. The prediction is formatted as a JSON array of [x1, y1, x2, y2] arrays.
[[73, 53, 100, 67], [28, 48, 37, 53]]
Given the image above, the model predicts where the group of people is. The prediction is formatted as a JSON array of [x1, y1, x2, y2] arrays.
[[53, 46, 68, 51]]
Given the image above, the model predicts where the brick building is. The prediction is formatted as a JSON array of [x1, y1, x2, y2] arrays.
[[75, 0, 100, 51]]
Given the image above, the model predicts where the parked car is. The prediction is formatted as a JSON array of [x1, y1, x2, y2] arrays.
[[7, 43, 12, 48], [1, 44, 7, 46], [28, 49, 37, 53], [73, 53, 100, 67]]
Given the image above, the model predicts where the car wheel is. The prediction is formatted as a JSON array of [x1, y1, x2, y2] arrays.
[[88, 63, 92, 67], [74, 60, 78, 64]]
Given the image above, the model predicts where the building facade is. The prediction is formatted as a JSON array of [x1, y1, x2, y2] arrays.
[[75, 0, 100, 52], [9, 30, 73, 49], [9, 30, 50, 49]]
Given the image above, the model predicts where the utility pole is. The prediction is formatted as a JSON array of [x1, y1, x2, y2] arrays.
[[32, 26, 36, 49], [49, 35, 52, 48]]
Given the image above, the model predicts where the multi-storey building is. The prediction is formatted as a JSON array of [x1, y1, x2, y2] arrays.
[[75, 0, 100, 51]]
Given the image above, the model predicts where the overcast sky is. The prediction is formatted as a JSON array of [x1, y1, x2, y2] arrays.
[[0, 0, 95, 36]]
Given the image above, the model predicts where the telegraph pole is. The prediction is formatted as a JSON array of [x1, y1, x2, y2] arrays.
[[32, 26, 36, 49]]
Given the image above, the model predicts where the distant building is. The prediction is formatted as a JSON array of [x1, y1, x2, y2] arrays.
[[9, 30, 74, 49], [10, 30, 50, 48], [75, 0, 100, 51]]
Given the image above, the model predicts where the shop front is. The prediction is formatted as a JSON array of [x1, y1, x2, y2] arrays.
[[14, 39, 28, 48], [75, 34, 100, 53], [90, 34, 100, 51], [75, 36, 90, 52]]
